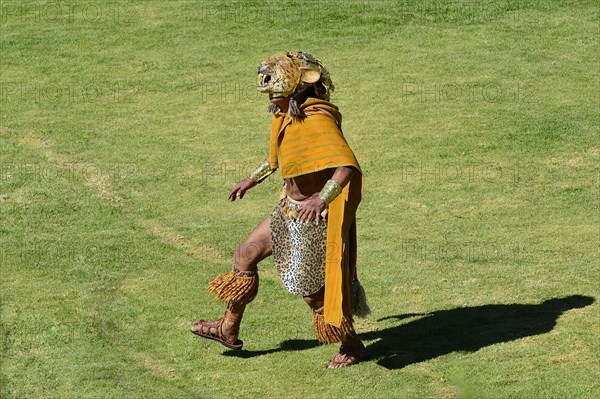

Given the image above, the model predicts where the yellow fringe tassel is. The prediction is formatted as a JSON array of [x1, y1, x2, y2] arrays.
[[312, 308, 354, 344], [207, 269, 259, 304]]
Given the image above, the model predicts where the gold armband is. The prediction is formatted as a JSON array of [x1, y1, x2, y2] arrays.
[[249, 160, 274, 183], [318, 179, 343, 205]]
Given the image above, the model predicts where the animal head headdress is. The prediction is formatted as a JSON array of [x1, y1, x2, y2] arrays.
[[256, 51, 334, 120]]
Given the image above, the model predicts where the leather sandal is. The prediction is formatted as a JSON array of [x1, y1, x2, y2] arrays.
[[327, 336, 370, 369], [191, 318, 243, 350]]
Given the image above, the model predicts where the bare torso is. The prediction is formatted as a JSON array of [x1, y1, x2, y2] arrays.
[[284, 169, 335, 201]]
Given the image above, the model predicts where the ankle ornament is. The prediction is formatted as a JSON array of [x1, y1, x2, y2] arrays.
[[312, 307, 354, 344], [208, 268, 259, 304]]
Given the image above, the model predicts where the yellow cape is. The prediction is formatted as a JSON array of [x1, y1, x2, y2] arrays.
[[268, 98, 363, 327]]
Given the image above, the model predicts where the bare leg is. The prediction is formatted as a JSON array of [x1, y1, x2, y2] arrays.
[[191, 216, 272, 343], [233, 216, 273, 272], [303, 286, 325, 310], [303, 287, 369, 368], [223, 216, 272, 333]]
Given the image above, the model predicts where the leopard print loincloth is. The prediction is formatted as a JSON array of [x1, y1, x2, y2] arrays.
[[270, 197, 327, 296]]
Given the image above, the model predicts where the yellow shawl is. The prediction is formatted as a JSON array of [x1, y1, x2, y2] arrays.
[[268, 98, 363, 327]]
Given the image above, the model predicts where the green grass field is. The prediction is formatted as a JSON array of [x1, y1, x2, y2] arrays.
[[1, 1, 599, 398]]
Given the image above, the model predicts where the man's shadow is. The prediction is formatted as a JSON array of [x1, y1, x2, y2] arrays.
[[224, 295, 594, 369]]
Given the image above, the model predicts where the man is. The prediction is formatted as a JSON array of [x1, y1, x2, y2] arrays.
[[191, 51, 370, 368]]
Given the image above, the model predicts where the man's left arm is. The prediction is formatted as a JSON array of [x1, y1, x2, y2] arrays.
[[297, 166, 357, 224]]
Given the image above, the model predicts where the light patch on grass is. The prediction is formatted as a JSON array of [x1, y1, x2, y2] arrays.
[[129, 352, 177, 381], [354, 318, 380, 333], [135, 218, 224, 263], [120, 273, 158, 292], [83, 170, 124, 205], [17, 131, 125, 205], [17, 132, 68, 164], [544, 155, 589, 167]]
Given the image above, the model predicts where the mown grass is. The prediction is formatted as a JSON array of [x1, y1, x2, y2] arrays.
[[1, 1, 599, 398]]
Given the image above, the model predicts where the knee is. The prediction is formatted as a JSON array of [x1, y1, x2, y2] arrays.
[[304, 286, 325, 310], [234, 241, 263, 270], [303, 294, 324, 310], [234, 245, 250, 270]]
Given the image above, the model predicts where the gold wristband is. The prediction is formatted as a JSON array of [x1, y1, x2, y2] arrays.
[[318, 179, 343, 205], [249, 160, 274, 183]]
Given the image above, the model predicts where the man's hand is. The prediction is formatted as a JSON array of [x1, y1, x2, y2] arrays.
[[297, 197, 327, 224], [228, 178, 257, 201]]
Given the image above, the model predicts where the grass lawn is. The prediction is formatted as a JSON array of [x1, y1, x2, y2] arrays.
[[1, 1, 599, 398]]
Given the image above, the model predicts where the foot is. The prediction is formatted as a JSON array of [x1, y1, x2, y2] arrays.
[[327, 339, 370, 369], [190, 318, 243, 350]]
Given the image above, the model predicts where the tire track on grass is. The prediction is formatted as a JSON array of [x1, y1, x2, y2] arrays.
[[18, 133, 126, 206], [14, 131, 224, 263]]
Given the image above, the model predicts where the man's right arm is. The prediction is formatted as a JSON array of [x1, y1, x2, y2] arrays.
[[228, 158, 275, 202]]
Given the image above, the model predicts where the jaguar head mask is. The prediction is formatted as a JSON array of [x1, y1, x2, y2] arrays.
[[256, 51, 334, 119]]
